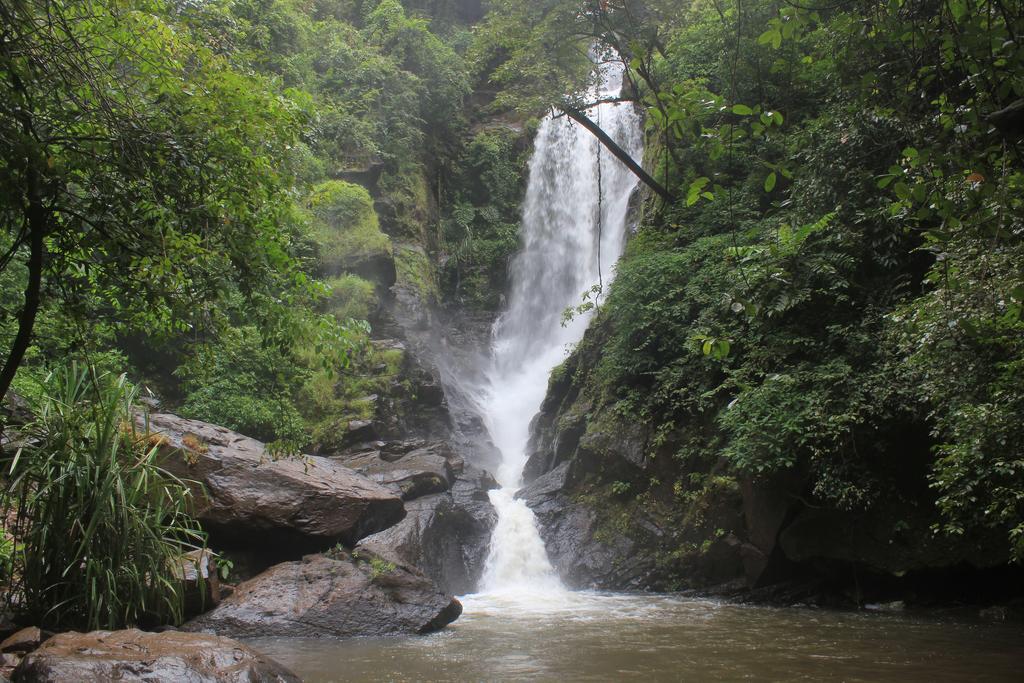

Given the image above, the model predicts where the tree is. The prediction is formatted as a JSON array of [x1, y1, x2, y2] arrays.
[[0, 0, 310, 401]]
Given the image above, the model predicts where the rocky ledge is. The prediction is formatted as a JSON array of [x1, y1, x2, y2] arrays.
[[333, 439, 499, 595], [139, 412, 406, 550]]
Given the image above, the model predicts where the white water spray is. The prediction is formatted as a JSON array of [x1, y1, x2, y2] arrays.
[[470, 61, 642, 605]]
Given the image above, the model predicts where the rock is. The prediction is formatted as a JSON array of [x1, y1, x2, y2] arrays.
[[334, 441, 457, 500], [138, 413, 405, 548], [186, 552, 461, 639], [777, 503, 1009, 575], [170, 549, 223, 616], [12, 629, 298, 682], [518, 463, 646, 588], [356, 467, 499, 594], [344, 419, 379, 446], [865, 600, 906, 612], [0, 628, 45, 655], [1, 652, 21, 679]]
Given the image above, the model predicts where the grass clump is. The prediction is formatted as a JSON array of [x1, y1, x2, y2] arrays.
[[1, 364, 206, 630]]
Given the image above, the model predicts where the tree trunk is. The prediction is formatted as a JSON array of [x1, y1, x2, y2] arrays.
[[0, 199, 46, 404], [562, 108, 676, 203]]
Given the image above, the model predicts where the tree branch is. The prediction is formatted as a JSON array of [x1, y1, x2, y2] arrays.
[[561, 107, 675, 203]]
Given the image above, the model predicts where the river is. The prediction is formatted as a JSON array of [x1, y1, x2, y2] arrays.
[[249, 595, 1024, 681]]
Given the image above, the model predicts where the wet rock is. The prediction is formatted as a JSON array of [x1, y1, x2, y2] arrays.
[[518, 463, 646, 588], [335, 444, 452, 501], [1, 652, 21, 680], [12, 629, 298, 682], [185, 553, 461, 639], [171, 549, 224, 617], [865, 600, 906, 612], [357, 467, 499, 594], [343, 419, 379, 447], [0, 628, 44, 655], [139, 413, 405, 547]]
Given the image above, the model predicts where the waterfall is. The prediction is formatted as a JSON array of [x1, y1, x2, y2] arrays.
[[473, 60, 642, 601]]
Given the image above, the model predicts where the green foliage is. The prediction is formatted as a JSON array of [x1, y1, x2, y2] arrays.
[[309, 180, 392, 274], [1, 365, 205, 630], [394, 245, 439, 302], [176, 326, 310, 449], [441, 126, 527, 308], [323, 274, 379, 321], [0, 0, 312, 348], [487, 0, 1024, 562]]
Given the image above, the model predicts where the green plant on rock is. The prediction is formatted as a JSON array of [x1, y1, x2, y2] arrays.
[[1, 364, 206, 630], [309, 180, 392, 275]]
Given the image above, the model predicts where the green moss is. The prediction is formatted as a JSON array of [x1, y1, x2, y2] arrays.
[[378, 163, 431, 240], [378, 348, 405, 375], [308, 180, 391, 273], [394, 245, 438, 302], [323, 274, 378, 321]]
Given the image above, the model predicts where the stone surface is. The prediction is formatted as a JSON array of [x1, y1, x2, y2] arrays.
[[356, 466, 499, 594], [12, 629, 298, 682], [333, 441, 458, 501], [0, 628, 43, 655], [518, 463, 650, 589], [333, 444, 450, 501], [185, 552, 462, 639], [138, 413, 405, 547]]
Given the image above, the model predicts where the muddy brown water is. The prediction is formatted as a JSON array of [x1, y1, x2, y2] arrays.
[[247, 593, 1024, 682]]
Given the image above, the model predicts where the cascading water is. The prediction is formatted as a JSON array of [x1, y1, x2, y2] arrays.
[[469, 60, 642, 604]]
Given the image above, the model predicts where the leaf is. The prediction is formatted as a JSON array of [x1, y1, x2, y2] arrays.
[[686, 176, 710, 206], [894, 181, 912, 200], [732, 104, 754, 116], [764, 172, 777, 192]]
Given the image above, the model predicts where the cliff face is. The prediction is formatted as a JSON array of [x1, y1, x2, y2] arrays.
[[519, 318, 1022, 605]]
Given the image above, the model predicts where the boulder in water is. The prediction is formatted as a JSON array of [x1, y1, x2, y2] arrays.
[[13, 629, 299, 682], [185, 552, 462, 639]]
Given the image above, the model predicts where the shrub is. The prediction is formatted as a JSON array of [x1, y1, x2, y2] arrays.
[[177, 325, 310, 449], [1, 365, 205, 630], [323, 274, 378, 321], [308, 180, 391, 274]]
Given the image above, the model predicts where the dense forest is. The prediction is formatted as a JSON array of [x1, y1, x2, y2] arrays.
[[0, 0, 1022, 676]]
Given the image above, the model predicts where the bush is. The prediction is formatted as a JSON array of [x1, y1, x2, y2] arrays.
[[323, 274, 378, 321], [1, 365, 205, 630], [177, 326, 309, 449], [308, 180, 391, 274]]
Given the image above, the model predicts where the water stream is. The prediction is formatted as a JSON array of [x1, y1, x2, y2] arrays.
[[469, 59, 641, 606]]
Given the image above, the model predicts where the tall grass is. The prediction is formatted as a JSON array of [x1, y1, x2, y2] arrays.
[[1, 364, 206, 630]]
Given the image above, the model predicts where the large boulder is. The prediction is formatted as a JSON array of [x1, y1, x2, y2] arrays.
[[185, 552, 462, 639], [333, 440, 458, 500], [139, 413, 405, 549], [13, 629, 298, 682], [356, 467, 499, 594]]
